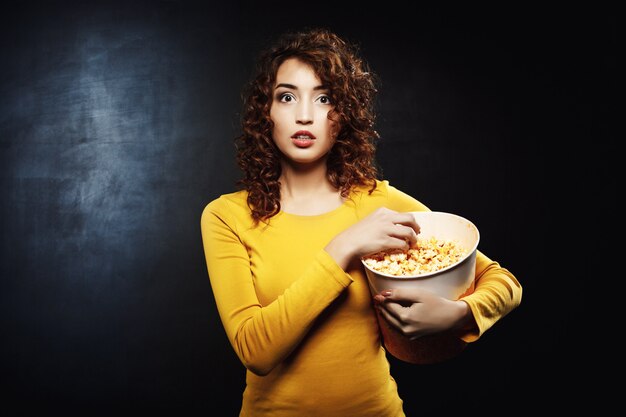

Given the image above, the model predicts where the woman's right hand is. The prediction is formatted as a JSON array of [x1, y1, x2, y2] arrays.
[[324, 207, 421, 270]]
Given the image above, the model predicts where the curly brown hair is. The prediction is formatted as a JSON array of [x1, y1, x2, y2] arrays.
[[235, 28, 381, 223]]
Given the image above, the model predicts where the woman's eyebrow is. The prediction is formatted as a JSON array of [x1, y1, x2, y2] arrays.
[[274, 83, 328, 90]]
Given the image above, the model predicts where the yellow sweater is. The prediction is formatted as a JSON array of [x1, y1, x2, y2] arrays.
[[200, 180, 522, 417]]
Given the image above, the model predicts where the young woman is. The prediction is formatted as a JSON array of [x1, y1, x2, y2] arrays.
[[200, 28, 522, 417]]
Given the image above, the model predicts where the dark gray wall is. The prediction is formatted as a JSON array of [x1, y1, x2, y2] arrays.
[[1, 1, 615, 415]]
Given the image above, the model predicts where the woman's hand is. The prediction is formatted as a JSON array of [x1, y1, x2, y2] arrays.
[[373, 288, 473, 340], [324, 207, 420, 269]]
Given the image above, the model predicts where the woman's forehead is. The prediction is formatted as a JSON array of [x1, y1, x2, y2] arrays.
[[274, 58, 323, 89]]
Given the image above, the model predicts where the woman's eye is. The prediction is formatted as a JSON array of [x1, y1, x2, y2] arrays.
[[318, 95, 331, 104], [278, 93, 295, 103]]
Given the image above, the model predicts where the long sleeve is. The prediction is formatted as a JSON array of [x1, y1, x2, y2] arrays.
[[458, 251, 522, 342], [200, 197, 354, 376]]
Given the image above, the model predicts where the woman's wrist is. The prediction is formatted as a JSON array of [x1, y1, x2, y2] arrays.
[[324, 238, 352, 270], [454, 300, 477, 332]]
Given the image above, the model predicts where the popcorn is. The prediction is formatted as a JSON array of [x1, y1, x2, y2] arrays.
[[362, 237, 468, 276]]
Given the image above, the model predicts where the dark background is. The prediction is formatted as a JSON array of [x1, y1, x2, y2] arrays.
[[1, 1, 615, 415]]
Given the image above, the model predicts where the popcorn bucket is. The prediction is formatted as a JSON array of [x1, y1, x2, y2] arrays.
[[362, 211, 479, 364]]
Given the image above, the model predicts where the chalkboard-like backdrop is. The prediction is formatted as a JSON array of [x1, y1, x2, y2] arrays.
[[0, 1, 614, 415]]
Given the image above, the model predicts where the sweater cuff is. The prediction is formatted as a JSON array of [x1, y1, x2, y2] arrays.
[[458, 298, 483, 343], [317, 250, 354, 287]]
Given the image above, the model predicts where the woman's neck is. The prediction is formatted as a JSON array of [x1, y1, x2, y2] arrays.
[[279, 160, 343, 215], [280, 160, 332, 197]]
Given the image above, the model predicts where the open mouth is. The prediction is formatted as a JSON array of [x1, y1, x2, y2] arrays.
[[291, 130, 316, 148]]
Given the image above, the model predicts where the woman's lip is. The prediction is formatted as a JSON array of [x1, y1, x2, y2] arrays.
[[291, 137, 315, 148], [291, 130, 316, 139]]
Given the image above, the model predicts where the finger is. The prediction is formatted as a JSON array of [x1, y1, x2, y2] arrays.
[[361, 236, 409, 258], [376, 304, 403, 329], [381, 287, 429, 303], [381, 301, 413, 323], [377, 305, 427, 340], [392, 213, 421, 235], [385, 235, 413, 250], [389, 223, 418, 246]]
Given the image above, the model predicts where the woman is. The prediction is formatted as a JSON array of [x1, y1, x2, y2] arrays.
[[200, 28, 522, 417]]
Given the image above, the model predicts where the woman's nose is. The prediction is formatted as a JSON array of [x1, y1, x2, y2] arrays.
[[296, 102, 313, 125]]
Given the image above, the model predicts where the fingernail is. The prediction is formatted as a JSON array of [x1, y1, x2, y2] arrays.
[[381, 290, 392, 297]]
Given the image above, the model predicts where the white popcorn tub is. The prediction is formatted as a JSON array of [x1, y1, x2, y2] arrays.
[[362, 211, 480, 364]]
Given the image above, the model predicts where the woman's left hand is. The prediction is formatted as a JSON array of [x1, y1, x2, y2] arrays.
[[373, 288, 471, 340]]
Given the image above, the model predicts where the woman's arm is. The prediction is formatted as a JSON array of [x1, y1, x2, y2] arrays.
[[324, 206, 421, 269], [456, 251, 522, 341], [370, 182, 523, 340], [200, 198, 353, 376], [373, 251, 522, 341]]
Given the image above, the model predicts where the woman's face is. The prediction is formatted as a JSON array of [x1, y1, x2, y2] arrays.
[[270, 58, 337, 166]]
